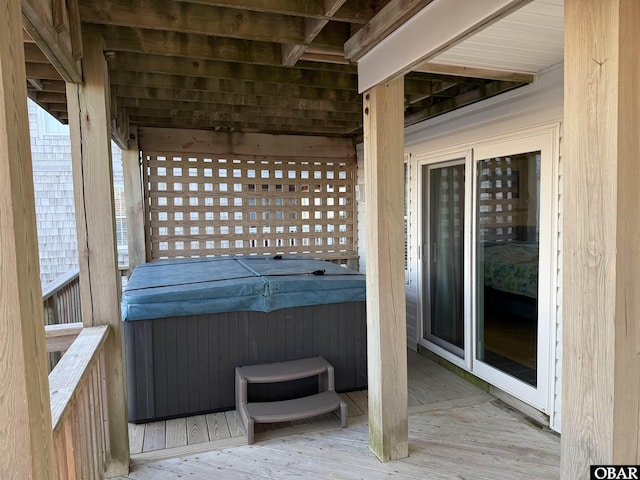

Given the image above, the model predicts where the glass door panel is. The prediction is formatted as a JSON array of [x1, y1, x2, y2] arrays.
[[423, 161, 465, 357], [475, 151, 540, 387]]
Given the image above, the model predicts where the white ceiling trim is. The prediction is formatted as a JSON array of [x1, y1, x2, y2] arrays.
[[356, 0, 531, 93], [431, 0, 564, 74]]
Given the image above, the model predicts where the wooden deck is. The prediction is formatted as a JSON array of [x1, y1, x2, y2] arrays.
[[119, 350, 560, 479]]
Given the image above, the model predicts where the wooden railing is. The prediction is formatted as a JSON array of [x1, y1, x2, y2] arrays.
[[42, 268, 82, 326], [43, 269, 82, 370], [42, 265, 130, 370], [49, 325, 111, 480]]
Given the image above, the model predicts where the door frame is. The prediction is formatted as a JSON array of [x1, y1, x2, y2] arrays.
[[416, 149, 474, 371], [414, 124, 559, 414], [471, 129, 557, 412]]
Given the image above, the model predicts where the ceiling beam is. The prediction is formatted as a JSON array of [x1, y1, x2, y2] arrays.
[[344, 0, 435, 61], [100, 26, 282, 65], [112, 84, 361, 113], [25, 62, 64, 81], [34, 79, 67, 93], [124, 107, 360, 129], [98, 25, 355, 74], [129, 116, 353, 135], [281, 0, 348, 67], [27, 78, 44, 91], [171, 0, 380, 23], [79, 0, 346, 49], [115, 97, 362, 122], [106, 52, 357, 90], [404, 79, 524, 125], [413, 62, 534, 83], [23, 43, 50, 63], [30, 91, 67, 104], [300, 53, 349, 64], [109, 70, 362, 103], [22, 0, 82, 82]]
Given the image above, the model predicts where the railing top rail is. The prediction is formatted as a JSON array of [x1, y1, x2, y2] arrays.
[[41, 268, 80, 301], [48, 325, 110, 429]]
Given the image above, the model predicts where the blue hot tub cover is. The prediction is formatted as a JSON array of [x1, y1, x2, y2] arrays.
[[121, 256, 366, 321]]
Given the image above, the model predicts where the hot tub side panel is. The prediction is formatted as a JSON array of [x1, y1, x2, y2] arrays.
[[124, 301, 367, 423]]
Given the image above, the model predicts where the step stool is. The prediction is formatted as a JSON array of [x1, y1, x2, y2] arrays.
[[235, 356, 347, 444]]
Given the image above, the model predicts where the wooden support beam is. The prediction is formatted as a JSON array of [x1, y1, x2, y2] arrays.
[[562, 0, 640, 477], [25, 62, 64, 80], [299, 51, 350, 65], [79, 0, 343, 50], [413, 62, 534, 83], [23, 43, 50, 63], [281, 0, 347, 67], [129, 116, 353, 136], [171, 0, 376, 24], [22, 0, 82, 82], [33, 91, 67, 103], [66, 30, 130, 477], [138, 126, 356, 158], [106, 52, 357, 91], [27, 77, 44, 91], [110, 70, 361, 104], [100, 25, 282, 66], [118, 97, 362, 121], [113, 86, 361, 113], [0, 0, 56, 477], [122, 127, 147, 270], [344, 0, 435, 61], [362, 76, 408, 462], [404, 79, 525, 126], [124, 107, 360, 128]]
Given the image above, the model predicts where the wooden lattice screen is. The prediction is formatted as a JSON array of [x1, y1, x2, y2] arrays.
[[143, 153, 357, 261]]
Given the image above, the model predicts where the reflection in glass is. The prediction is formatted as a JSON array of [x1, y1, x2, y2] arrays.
[[476, 151, 540, 386]]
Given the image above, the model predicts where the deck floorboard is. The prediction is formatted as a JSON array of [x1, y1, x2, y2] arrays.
[[118, 350, 560, 479]]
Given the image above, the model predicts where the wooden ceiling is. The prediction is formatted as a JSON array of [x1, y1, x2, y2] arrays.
[[24, 0, 531, 140]]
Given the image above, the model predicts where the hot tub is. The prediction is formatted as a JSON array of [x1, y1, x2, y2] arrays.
[[122, 256, 367, 423]]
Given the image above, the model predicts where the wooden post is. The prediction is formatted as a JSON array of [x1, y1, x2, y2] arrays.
[[562, 0, 640, 477], [122, 126, 146, 271], [362, 76, 409, 462], [66, 30, 130, 476], [0, 0, 56, 477]]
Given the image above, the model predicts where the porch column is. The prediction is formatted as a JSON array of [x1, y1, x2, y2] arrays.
[[363, 76, 409, 461], [122, 126, 147, 269], [562, 0, 640, 477], [66, 30, 130, 476], [0, 0, 56, 477]]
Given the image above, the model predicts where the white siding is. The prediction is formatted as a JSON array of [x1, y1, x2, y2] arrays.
[[405, 156, 418, 350], [356, 144, 366, 274], [404, 65, 564, 428], [354, 65, 564, 428], [552, 124, 563, 433]]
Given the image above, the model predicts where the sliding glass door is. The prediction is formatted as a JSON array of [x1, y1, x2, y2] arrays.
[[475, 151, 540, 387], [422, 158, 467, 359], [418, 129, 556, 412]]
